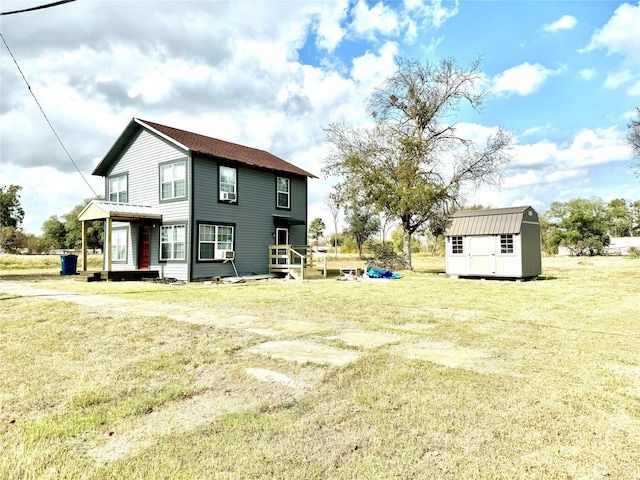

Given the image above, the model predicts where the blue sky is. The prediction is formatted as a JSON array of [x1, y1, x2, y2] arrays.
[[1, 0, 638, 235]]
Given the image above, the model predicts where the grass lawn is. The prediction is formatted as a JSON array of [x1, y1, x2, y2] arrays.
[[1, 254, 639, 479]]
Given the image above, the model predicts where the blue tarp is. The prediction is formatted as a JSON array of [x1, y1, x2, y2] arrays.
[[366, 267, 401, 279]]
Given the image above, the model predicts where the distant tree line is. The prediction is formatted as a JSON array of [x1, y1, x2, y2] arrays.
[[541, 197, 640, 256], [0, 187, 103, 254]]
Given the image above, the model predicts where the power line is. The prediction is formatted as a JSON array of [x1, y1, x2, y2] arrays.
[[1, 0, 77, 16], [0, 33, 99, 197]]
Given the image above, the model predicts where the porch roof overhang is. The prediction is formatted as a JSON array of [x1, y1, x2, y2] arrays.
[[78, 200, 163, 222], [273, 214, 306, 226]]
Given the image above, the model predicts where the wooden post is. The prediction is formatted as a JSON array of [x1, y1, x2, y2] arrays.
[[106, 217, 112, 272], [81, 220, 88, 271]]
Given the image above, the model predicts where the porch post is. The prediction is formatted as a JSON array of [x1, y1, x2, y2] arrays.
[[106, 217, 113, 272], [81, 220, 88, 271]]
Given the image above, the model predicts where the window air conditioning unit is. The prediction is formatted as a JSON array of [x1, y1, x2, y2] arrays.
[[222, 250, 235, 260], [220, 192, 236, 201]]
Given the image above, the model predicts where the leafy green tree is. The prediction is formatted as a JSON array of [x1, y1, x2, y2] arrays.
[[0, 185, 25, 229], [345, 208, 380, 257], [62, 200, 103, 251], [390, 226, 421, 254], [545, 198, 610, 256], [41, 215, 67, 251], [308, 217, 326, 246], [323, 56, 514, 268], [0, 185, 25, 252], [630, 200, 640, 236], [607, 198, 632, 237]]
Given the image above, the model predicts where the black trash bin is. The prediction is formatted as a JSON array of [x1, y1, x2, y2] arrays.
[[60, 254, 78, 275]]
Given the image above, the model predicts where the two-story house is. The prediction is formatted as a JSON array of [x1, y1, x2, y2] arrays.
[[78, 118, 316, 281]]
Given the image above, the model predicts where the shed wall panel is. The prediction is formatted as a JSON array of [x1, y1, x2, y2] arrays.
[[520, 222, 542, 277]]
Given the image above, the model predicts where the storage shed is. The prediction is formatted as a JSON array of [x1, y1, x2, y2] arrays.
[[445, 206, 541, 280]]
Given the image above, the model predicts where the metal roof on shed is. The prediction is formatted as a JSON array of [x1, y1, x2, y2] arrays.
[[446, 206, 538, 236]]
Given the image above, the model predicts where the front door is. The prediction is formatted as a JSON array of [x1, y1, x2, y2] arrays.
[[139, 225, 151, 270], [275, 228, 289, 265], [276, 228, 289, 246]]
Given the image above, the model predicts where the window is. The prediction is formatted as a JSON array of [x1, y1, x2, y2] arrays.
[[112, 228, 128, 262], [160, 224, 186, 260], [108, 174, 127, 203], [277, 177, 290, 209], [198, 224, 234, 260], [451, 236, 463, 254], [160, 161, 186, 200], [219, 166, 237, 202], [500, 234, 514, 254]]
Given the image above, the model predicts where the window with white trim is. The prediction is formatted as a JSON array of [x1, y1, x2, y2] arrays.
[[219, 166, 237, 202], [199, 224, 234, 260], [112, 228, 128, 262], [500, 234, 514, 254], [277, 177, 290, 209], [160, 162, 186, 200], [451, 236, 463, 254], [160, 224, 186, 260], [108, 174, 128, 203]]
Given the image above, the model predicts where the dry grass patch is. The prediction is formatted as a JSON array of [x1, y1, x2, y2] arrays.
[[1, 255, 640, 478]]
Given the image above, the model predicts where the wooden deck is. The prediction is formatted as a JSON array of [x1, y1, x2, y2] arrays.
[[75, 270, 160, 282]]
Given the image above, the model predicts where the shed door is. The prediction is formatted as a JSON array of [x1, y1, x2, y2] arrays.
[[469, 235, 495, 274]]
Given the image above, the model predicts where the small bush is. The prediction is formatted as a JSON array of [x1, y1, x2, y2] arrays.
[[365, 242, 407, 271]]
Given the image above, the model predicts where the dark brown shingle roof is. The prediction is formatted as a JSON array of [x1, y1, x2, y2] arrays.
[[138, 119, 316, 178], [93, 118, 317, 178]]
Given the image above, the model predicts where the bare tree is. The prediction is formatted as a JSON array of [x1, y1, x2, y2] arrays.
[[627, 107, 640, 176], [324, 192, 341, 258]]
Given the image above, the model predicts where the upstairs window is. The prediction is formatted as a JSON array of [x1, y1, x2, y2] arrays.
[[160, 224, 186, 260], [451, 236, 463, 254], [219, 166, 237, 202], [108, 174, 128, 203], [501, 234, 514, 254], [277, 177, 290, 209], [199, 224, 234, 260], [160, 161, 186, 200]]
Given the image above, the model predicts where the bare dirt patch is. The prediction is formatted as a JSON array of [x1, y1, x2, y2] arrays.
[[393, 339, 492, 371], [328, 330, 405, 348], [247, 340, 361, 366]]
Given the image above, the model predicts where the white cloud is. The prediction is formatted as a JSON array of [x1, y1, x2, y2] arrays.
[[579, 68, 596, 80], [491, 62, 563, 97], [467, 126, 632, 211], [604, 70, 634, 89], [522, 123, 553, 137], [627, 79, 640, 96], [350, 42, 399, 93], [543, 15, 577, 32], [350, 0, 400, 39], [313, 0, 349, 52], [580, 1, 640, 62]]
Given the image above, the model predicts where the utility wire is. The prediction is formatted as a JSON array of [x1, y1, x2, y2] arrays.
[[1, 0, 77, 16], [1, 33, 98, 197]]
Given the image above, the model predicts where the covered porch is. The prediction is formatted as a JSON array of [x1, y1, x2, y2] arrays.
[[77, 200, 163, 277]]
